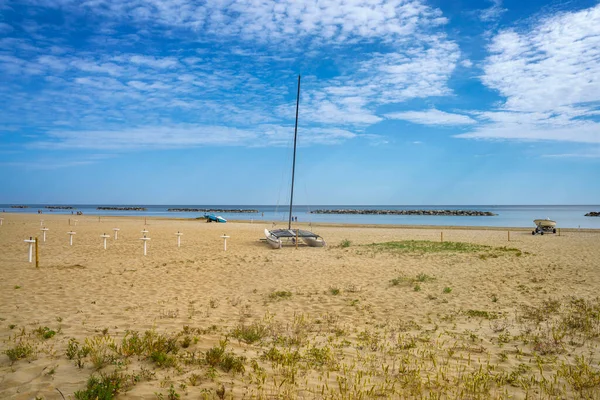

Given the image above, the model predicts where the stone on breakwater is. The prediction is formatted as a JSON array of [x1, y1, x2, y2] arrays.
[[585, 212, 600, 217], [97, 207, 147, 211], [45, 206, 74, 209], [10, 205, 29, 208], [309, 209, 497, 216], [168, 208, 259, 213]]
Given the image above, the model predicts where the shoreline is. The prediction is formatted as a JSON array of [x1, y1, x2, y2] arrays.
[[5, 212, 600, 232]]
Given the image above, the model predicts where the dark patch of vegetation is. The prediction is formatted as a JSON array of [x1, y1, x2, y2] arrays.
[[268, 290, 292, 300], [368, 240, 522, 256]]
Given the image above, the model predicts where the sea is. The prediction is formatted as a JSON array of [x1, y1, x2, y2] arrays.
[[1, 204, 599, 229]]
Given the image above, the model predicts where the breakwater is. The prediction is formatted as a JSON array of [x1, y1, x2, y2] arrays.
[[168, 208, 259, 213], [585, 212, 600, 217], [97, 207, 147, 211], [10, 205, 28, 208], [45, 206, 74, 209], [309, 209, 497, 216]]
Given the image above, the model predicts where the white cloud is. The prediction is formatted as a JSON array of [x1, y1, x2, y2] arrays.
[[0, 0, 462, 150], [482, 5, 600, 113], [29, 124, 364, 150], [459, 4, 600, 144], [479, 0, 506, 22], [460, 59, 473, 68], [127, 55, 179, 69], [386, 109, 476, 126]]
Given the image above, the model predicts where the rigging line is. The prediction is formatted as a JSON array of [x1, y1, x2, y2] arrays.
[[289, 74, 301, 230], [274, 108, 296, 224]]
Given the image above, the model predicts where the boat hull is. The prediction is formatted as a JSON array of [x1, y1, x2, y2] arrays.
[[534, 219, 556, 228], [302, 237, 326, 247], [264, 229, 282, 249]]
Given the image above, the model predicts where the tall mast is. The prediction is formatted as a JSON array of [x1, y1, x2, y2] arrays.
[[288, 75, 301, 230]]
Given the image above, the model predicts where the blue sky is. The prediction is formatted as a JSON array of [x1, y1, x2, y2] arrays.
[[0, 0, 599, 205]]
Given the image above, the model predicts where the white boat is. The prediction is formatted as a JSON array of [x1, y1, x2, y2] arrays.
[[264, 229, 282, 249], [264, 76, 325, 249], [532, 218, 557, 235], [534, 218, 556, 228], [264, 228, 326, 249]]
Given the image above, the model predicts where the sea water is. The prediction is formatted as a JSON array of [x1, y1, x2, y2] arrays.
[[2, 204, 599, 229]]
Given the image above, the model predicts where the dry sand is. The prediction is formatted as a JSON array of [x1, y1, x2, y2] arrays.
[[1, 213, 599, 399]]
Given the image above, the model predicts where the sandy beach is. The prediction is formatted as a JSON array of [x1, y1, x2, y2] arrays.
[[1, 213, 600, 399]]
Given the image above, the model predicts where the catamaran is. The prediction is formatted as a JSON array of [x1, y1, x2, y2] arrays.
[[264, 76, 326, 249]]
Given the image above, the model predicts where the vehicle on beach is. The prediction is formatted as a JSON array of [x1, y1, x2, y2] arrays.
[[532, 218, 557, 235]]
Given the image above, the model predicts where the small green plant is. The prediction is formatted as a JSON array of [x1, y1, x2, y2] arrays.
[[416, 273, 435, 282], [9, 324, 16, 329], [188, 373, 202, 386], [150, 351, 177, 368], [443, 287, 452, 294], [167, 384, 180, 400], [66, 338, 90, 369], [4, 342, 34, 363], [329, 287, 340, 295], [413, 284, 421, 292], [181, 336, 191, 348], [34, 326, 56, 340], [74, 371, 132, 400], [339, 239, 351, 248], [465, 309, 501, 320], [14, 285, 21, 289], [268, 290, 292, 300], [491, 294, 498, 303], [390, 276, 412, 287], [231, 322, 267, 344], [85, 335, 116, 370], [205, 340, 245, 374]]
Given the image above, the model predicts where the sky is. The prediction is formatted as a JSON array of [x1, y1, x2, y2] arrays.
[[0, 0, 599, 205]]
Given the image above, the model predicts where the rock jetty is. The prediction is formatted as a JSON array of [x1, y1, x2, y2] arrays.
[[585, 212, 600, 217], [97, 207, 147, 211], [168, 208, 259, 213], [45, 206, 74, 209], [10, 205, 29, 208], [309, 209, 497, 216]]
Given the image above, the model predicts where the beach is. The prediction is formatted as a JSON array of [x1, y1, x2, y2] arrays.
[[1, 213, 600, 399]]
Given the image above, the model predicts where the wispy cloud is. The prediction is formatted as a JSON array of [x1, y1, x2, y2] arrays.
[[385, 109, 476, 126], [28, 124, 368, 150], [463, 4, 600, 143], [0, 0, 461, 151], [479, 0, 507, 22]]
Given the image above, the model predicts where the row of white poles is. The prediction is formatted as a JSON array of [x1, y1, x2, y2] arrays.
[[3, 219, 231, 262]]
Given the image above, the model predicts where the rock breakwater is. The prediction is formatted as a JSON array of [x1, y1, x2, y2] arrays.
[[45, 206, 74, 209], [585, 212, 600, 217], [168, 208, 259, 213], [97, 207, 147, 211], [309, 209, 497, 216]]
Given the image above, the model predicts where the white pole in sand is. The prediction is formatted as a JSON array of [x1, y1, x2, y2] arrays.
[[100, 233, 110, 250], [40, 227, 49, 242], [0, 218, 3, 226], [68, 231, 76, 246], [113, 228, 120, 240], [73, 219, 78, 226], [175, 231, 183, 248], [140, 235, 150, 256], [220, 234, 230, 251], [141, 229, 149, 236], [24, 237, 35, 263], [40, 219, 44, 226]]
